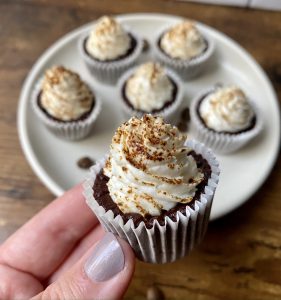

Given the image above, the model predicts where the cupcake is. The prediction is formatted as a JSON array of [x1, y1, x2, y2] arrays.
[[79, 16, 143, 84], [190, 85, 263, 154], [32, 66, 101, 140], [84, 115, 220, 263], [154, 20, 214, 79], [119, 62, 183, 123]]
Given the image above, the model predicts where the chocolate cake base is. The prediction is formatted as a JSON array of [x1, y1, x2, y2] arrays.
[[93, 151, 211, 229], [83, 34, 137, 63], [37, 92, 95, 123], [196, 92, 256, 135], [122, 77, 178, 114]]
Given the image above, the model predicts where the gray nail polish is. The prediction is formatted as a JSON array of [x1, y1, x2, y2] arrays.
[[84, 232, 125, 282]]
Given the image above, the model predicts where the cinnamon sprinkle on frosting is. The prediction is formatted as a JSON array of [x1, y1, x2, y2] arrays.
[[103, 115, 204, 216]]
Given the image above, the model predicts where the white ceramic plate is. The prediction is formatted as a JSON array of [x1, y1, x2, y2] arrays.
[[18, 13, 280, 220]]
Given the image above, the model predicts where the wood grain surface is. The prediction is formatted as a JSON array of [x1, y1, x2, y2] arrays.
[[0, 1, 281, 299]]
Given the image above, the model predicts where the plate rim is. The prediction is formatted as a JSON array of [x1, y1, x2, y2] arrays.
[[17, 12, 281, 219]]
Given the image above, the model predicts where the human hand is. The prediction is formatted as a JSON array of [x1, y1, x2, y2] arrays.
[[0, 184, 135, 300]]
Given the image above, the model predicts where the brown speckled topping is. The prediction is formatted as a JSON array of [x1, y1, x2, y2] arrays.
[[102, 115, 205, 217], [40, 65, 94, 121]]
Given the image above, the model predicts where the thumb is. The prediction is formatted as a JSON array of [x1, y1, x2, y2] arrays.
[[32, 232, 135, 300]]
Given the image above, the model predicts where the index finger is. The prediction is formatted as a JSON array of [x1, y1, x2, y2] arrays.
[[0, 184, 98, 280]]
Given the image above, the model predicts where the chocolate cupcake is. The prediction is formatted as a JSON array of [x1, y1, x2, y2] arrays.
[[79, 16, 143, 84], [190, 85, 263, 154], [84, 115, 220, 263], [32, 66, 101, 140], [154, 20, 214, 79], [118, 62, 183, 123]]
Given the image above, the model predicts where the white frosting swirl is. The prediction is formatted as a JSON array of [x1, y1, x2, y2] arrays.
[[199, 86, 255, 133], [104, 115, 204, 217], [125, 62, 174, 112], [40, 66, 94, 121], [86, 16, 131, 61], [160, 20, 206, 60]]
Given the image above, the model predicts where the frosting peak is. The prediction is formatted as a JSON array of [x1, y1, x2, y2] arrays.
[[86, 16, 131, 61], [104, 115, 204, 217], [199, 86, 255, 133], [125, 62, 174, 112], [160, 20, 206, 60], [40, 66, 94, 121]]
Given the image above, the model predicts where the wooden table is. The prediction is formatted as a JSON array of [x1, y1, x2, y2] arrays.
[[1, 1, 281, 299]]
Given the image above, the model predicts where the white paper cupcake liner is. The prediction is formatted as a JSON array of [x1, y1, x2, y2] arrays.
[[31, 81, 102, 141], [154, 26, 214, 80], [190, 88, 263, 154], [117, 65, 184, 124], [78, 31, 143, 85], [83, 140, 220, 264]]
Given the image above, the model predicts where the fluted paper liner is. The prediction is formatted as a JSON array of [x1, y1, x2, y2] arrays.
[[79, 30, 143, 85], [32, 80, 102, 141], [154, 26, 214, 80], [118, 65, 184, 124], [83, 140, 220, 264], [190, 88, 263, 154]]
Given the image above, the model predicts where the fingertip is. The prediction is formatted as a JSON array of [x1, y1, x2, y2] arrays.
[[115, 236, 136, 276], [83, 232, 135, 283], [40, 233, 136, 300], [82, 233, 135, 300]]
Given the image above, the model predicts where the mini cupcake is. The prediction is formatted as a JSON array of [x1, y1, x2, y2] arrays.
[[79, 16, 143, 84], [84, 115, 220, 263], [190, 85, 263, 154], [119, 62, 183, 123], [154, 20, 214, 79], [32, 66, 101, 140]]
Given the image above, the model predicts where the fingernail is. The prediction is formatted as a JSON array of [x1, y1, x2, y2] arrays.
[[84, 232, 125, 282]]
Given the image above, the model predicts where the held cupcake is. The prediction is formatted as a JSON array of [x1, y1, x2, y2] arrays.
[[32, 66, 101, 140], [84, 115, 220, 263], [154, 20, 214, 79], [190, 85, 263, 154], [79, 16, 143, 84], [119, 62, 183, 123]]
